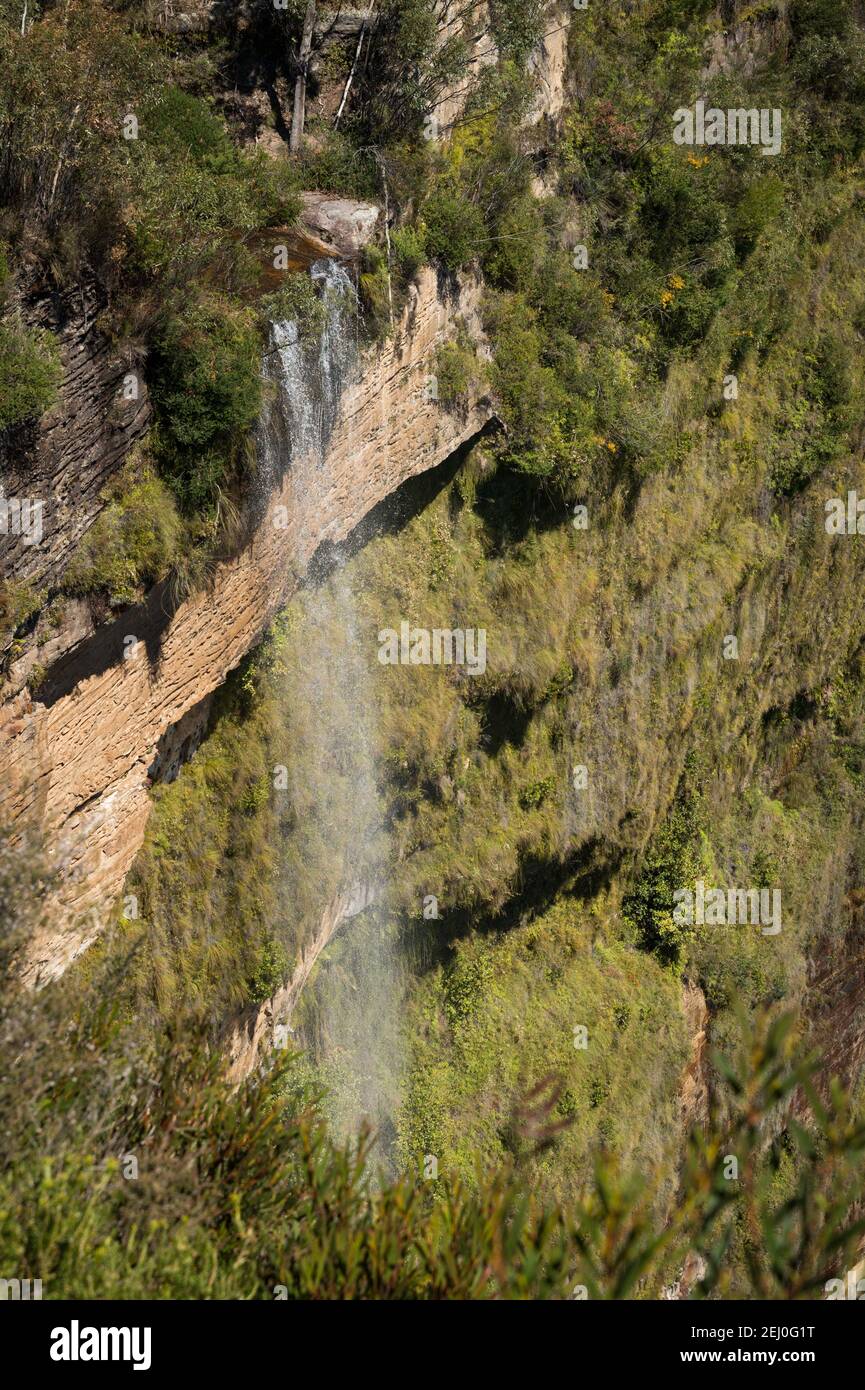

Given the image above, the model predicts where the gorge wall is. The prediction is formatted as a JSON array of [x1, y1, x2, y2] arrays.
[[0, 265, 492, 984]]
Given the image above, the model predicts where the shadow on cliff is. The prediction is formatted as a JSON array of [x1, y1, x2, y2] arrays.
[[305, 417, 501, 584], [31, 412, 500, 714], [32, 577, 182, 709]]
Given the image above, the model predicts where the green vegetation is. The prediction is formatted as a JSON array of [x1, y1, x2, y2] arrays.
[[0, 578, 44, 652], [65, 458, 183, 605], [91, 630, 299, 1025], [622, 759, 705, 970], [148, 294, 263, 516], [0, 321, 61, 429], [2, 848, 863, 1300], [434, 331, 484, 406], [6, 0, 865, 1301], [111, 153, 865, 1251], [261, 273, 326, 336], [422, 190, 486, 273], [0, 3, 299, 556]]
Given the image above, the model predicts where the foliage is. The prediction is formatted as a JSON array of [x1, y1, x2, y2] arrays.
[[434, 334, 483, 406], [1, 909, 863, 1301], [0, 0, 166, 259], [0, 579, 44, 651], [571, 1012, 865, 1300], [352, 0, 473, 144], [622, 759, 705, 970], [148, 294, 262, 515], [64, 460, 183, 605], [260, 272, 326, 337], [789, 0, 865, 157], [247, 936, 289, 1004], [390, 224, 426, 282], [770, 332, 859, 497], [488, 0, 544, 65], [125, 86, 300, 281], [0, 320, 61, 429], [422, 189, 486, 272]]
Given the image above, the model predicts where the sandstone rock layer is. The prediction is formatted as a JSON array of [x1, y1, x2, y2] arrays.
[[1, 267, 492, 984]]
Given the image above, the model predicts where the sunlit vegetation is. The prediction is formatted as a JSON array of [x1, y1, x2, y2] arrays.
[[5, 0, 865, 1300]]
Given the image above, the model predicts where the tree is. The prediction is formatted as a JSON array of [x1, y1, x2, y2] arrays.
[[289, 0, 316, 154]]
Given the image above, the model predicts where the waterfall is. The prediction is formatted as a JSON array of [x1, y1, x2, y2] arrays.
[[270, 258, 358, 465], [264, 259, 403, 1163], [255, 258, 358, 528]]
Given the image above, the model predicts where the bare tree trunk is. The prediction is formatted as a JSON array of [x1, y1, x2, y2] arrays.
[[335, 1, 374, 128], [290, 0, 317, 155]]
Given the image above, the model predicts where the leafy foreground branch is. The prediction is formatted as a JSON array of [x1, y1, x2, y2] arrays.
[[1, 964, 863, 1299]]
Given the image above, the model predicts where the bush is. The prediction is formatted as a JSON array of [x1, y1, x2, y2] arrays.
[[483, 195, 546, 292], [0, 579, 43, 648], [485, 291, 594, 481], [261, 273, 326, 337], [0, 321, 61, 429], [733, 175, 785, 252], [247, 936, 289, 1004], [488, 0, 544, 64], [65, 463, 183, 605], [358, 244, 393, 335], [770, 333, 857, 497], [297, 131, 379, 200], [391, 224, 426, 283], [422, 191, 485, 272], [622, 763, 705, 970], [149, 294, 263, 513], [434, 339, 481, 405], [142, 86, 237, 168]]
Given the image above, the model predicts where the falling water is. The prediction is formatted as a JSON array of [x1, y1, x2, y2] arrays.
[[269, 259, 358, 462], [264, 259, 404, 1165]]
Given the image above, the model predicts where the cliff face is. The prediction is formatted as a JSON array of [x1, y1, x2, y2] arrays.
[[433, 0, 572, 133], [0, 3, 570, 985], [0, 282, 150, 595], [1, 266, 492, 984]]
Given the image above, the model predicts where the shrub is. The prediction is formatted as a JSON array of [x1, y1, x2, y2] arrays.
[[733, 175, 785, 252], [149, 294, 262, 513], [247, 936, 289, 1004], [485, 291, 594, 480], [770, 333, 856, 497], [358, 244, 393, 335], [65, 463, 183, 605], [142, 86, 237, 168], [434, 339, 481, 406], [261, 273, 326, 337], [518, 775, 556, 810], [391, 224, 426, 283], [488, 0, 544, 64], [123, 87, 299, 280], [297, 131, 379, 200], [483, 196, 546, 291], [422, 190, 485, 272], [622, 762, 705, 970], [0, 321, 61, 429], [0, 579, 43, 648]]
